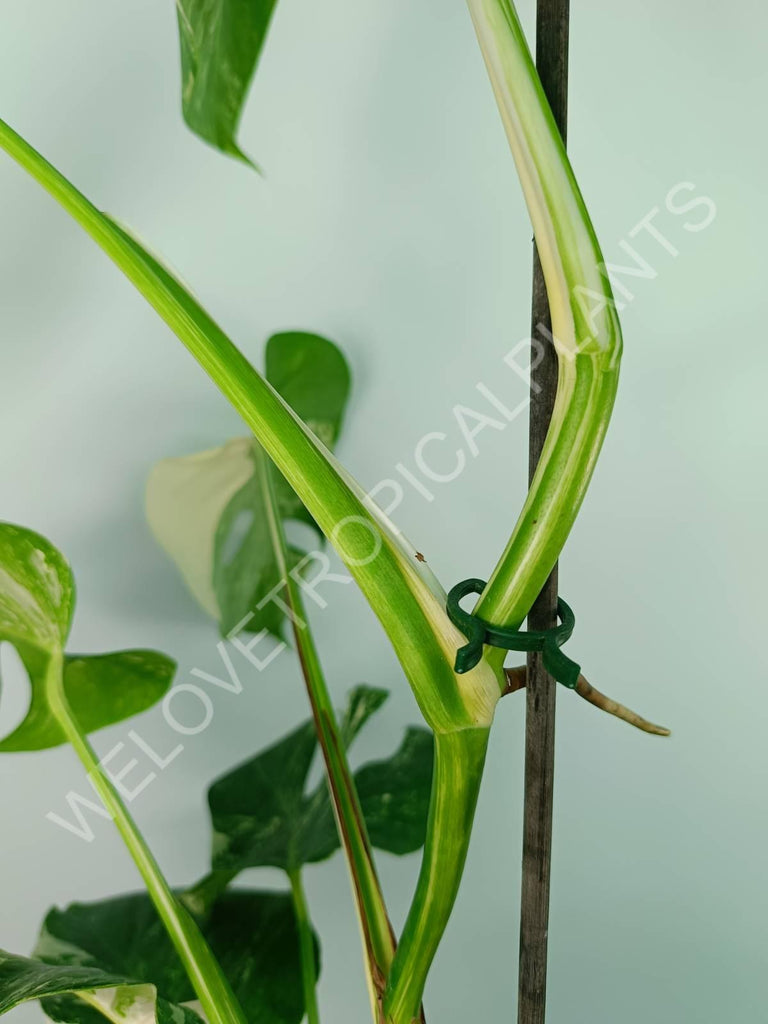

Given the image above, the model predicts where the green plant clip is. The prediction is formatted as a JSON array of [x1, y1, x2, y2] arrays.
[[446, 578, 580, 687]]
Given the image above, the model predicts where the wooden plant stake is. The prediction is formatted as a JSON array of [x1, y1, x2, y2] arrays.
[[518, 2, 570, 1023]]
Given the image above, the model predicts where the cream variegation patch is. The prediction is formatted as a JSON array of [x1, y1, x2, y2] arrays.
[[146, 438, 257, 619]]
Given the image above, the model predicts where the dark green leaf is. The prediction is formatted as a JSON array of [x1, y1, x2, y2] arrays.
[[35, 890, 311, 1024], [0, 649, 176, 753], [0, 948, 200, 1023], [265, 332, 351, 452], [208, 686, 433, 875], [147, 332, 351, 638], [355, 727, 434, 855], [210, 719, 323, 872], [177, 0, 279, 162], [265, 332, 351, 534]]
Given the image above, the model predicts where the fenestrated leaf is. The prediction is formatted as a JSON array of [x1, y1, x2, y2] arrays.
[[34, 889, 312, 1024], [147, 437, 263, 628], [208, 686, 433, 877], [212, 449, 306, 637], [146, 332, 352, 638], [0, 948, 201, 1023], [0, 524, 177, 753], [177, 0, 280, 162], [0, 650, 176, 753], [0, 523, 74, 658]]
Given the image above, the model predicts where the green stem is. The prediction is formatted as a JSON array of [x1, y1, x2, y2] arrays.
[[288, 869, 321, 1024], [0, 113, 499, 740], [382, 729, 490, 1024], [44, 651, 247, 1024], [466, 0, 622, 630], [181, 868, 239, 919], [258, 452, 396, 1015]]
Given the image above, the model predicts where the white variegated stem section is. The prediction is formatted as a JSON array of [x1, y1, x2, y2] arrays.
[[382, 729, 490, 1024], [466, 0, 623, 632]]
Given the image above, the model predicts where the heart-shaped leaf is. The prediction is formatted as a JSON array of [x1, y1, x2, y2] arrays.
[[0, 949, 202, 1023], [207, 686, 433, 876], [147, 332, 351, 638], [33, 889, 312, 1024], [0, 524, 177, 752], [177, 0, 280, 163]]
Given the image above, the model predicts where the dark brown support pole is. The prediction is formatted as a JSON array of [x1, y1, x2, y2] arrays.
[[518, 3, 570, 1023]]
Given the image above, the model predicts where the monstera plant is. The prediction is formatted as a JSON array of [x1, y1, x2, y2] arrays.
[[0, 2, 666, 1023]]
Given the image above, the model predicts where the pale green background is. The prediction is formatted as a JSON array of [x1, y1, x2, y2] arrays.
[[0, 1, 765, 1021]]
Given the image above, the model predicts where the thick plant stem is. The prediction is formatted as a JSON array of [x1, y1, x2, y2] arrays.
[[0, 114, 500, 743], [382, 729, 489, 1024], [258, 453, 398, 1018], [466, 0, 622, 631], [519, 5, 569, 1023], [288, 869, 321, 1024], [44, 652, 247, 1024]]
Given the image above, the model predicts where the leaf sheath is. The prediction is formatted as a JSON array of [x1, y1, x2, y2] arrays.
[[382, 729, 490, 1023]]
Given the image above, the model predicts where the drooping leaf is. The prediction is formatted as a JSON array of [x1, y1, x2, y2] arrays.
[[0, 523, 177, 752], [0, 948, 201, 1023], [177, 0, 280, 162], [208, 686, 434, 876], [34, 889, 312, 1024], [147, 332, 351, 638], [0, 650, 176, 753]]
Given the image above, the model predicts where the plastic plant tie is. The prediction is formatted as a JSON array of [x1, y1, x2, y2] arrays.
[[446, 578, 581, 686]]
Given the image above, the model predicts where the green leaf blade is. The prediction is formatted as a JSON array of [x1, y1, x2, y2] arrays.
[[209, 720, 319, 873], [206, 687, 434, 877], [265, 332, 352, 452], [33, 889, 311, 1024], [177, 0, 280, 162], [0, 949, 201, 1023], [148, 332, 352, 640], [0, 117, 503, 733], [0, 649, 176, 753], [356, 726, 434, 856], [0, 523, 176, 752], [0, 523, 74, 656]]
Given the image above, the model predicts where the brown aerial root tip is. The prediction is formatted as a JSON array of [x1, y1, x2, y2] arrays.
[[502, 665, 671, 737]]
